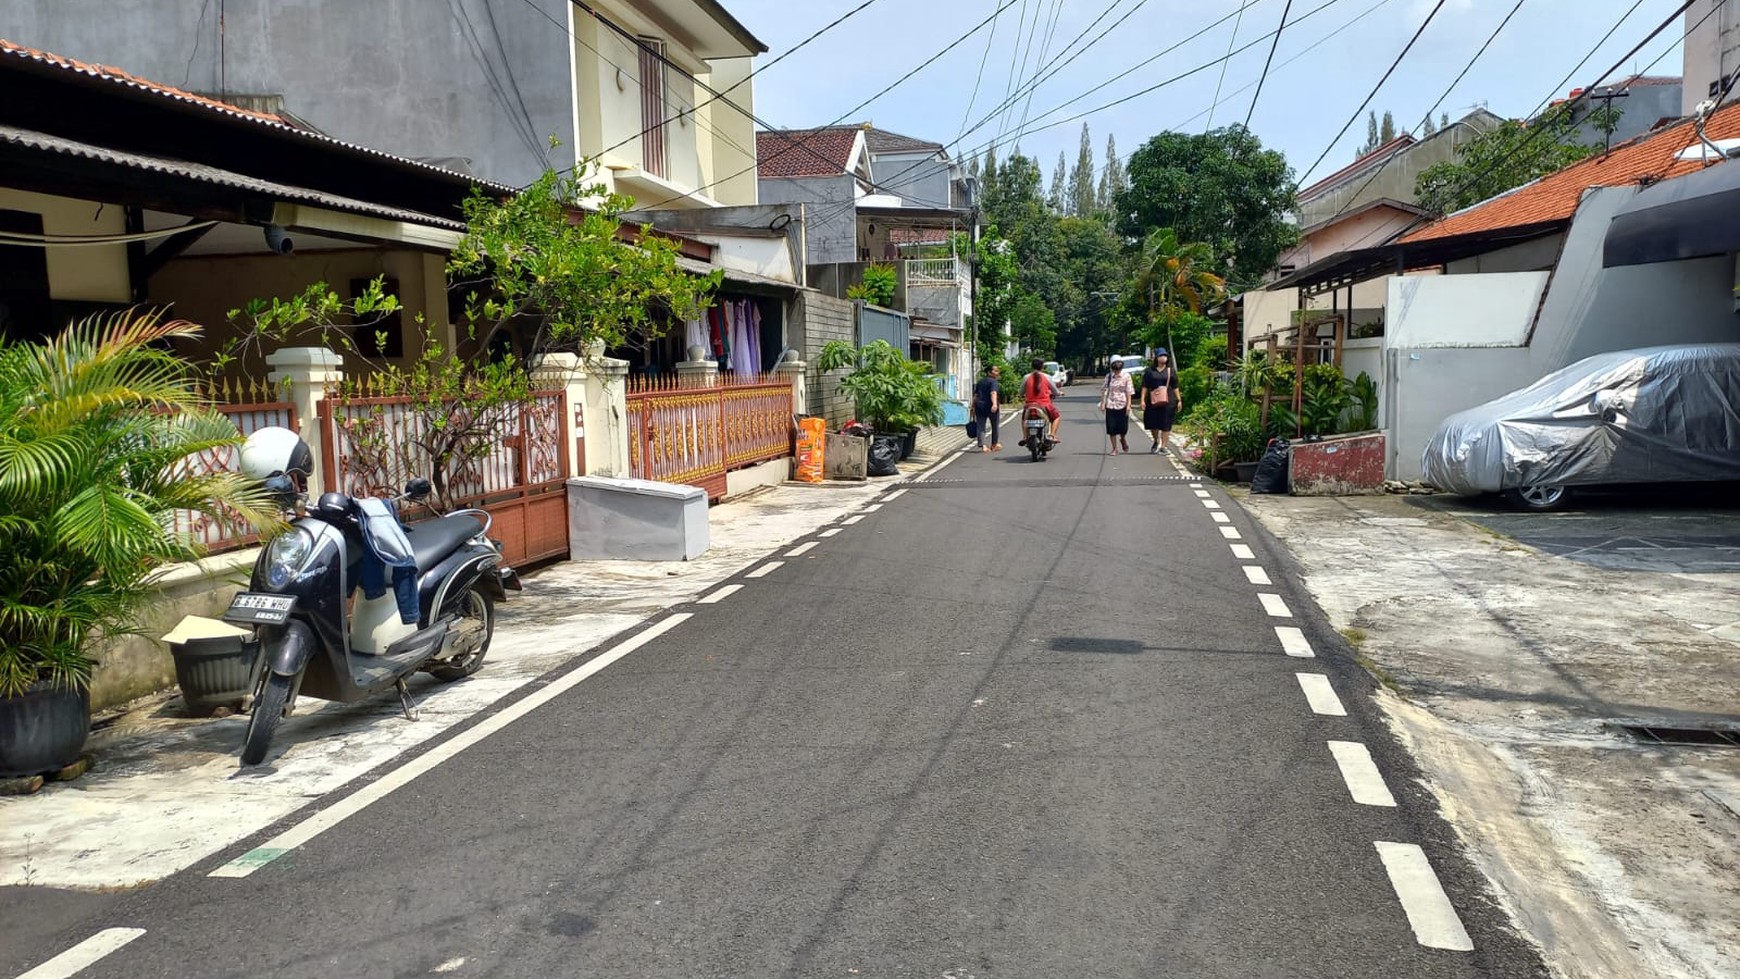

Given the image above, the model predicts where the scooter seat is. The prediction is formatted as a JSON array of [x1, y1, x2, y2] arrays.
[[404, 515, 480, 571]]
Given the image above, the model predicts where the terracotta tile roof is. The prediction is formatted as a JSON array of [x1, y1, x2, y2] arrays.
[[757, 127, 863, 178], [1298, 134, 1416, 201], [865, 128, 944, 155], [0, 37, 514, 192], [1402, 103, 1740, 243]]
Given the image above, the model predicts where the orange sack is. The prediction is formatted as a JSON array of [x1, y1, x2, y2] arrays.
[[794, 416, 826, 483]]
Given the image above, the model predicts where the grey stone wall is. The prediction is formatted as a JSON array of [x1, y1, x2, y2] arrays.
[[0, 0, 572, 186], [790, 289, 855, 423]]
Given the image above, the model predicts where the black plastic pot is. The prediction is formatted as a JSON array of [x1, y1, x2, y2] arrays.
[[0, 680, 90, 778], [171, 635, 261, 715], [898, 430, 917, 460]]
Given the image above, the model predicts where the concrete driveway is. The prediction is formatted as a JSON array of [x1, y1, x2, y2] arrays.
[[1241, 487, 1740, 979]]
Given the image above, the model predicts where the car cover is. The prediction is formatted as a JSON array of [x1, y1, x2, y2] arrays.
[[1421, 343, 1740, 496]]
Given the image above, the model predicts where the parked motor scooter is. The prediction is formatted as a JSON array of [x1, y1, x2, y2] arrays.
[[1018, 406, 1055, 462], [227, 427, 521, 766]]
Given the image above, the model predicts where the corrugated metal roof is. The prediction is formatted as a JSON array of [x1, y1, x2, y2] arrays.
[[0, 124, 467, 231], [0, 38, 516, 195]]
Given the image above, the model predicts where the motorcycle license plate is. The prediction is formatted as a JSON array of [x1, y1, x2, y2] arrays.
[[224, 592, 297, 625]]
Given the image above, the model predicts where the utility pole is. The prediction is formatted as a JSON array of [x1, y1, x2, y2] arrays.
[[1587, 86, 1629, 153]]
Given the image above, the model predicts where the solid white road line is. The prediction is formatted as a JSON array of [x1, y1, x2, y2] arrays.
[[1329, 741, 1398, 807], [17, 928, 147, 979], [1220, 527, 1242, 540], [697, 584, 742, 604], [1202, 500, 1222, 510], [787, 541, 818, 556], [1275, 626, 1314, 657], [1212, 512, 1231, 524], [1374, 842, 1475, 951], [885, 489, 908, 501], [1295, 674, 1347, 716], [1258, 593, 1292, 618], [210, 613, 695, 878], [746, 561, 782, 578], [1242, 566, 1272, 585], [1230, 544, 1256, 560], [1194, 489, 1211, 498], [843, 515, 864, 525], [819, 528, 842, 538]]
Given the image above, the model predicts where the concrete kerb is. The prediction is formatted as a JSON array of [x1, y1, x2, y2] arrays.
[[0, 472, 902, 891]]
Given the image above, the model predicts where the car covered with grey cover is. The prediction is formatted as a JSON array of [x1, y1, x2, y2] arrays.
[[1421, 344, 1740, 510]]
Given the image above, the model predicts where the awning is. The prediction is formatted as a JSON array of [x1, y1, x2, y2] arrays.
[[675, 255, 799, 293], [1604, 159, 1740, 267]]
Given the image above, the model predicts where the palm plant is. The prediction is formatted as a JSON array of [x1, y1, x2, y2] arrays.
[[0, 311, 279, 696], [1134, 228, 1228, 354]]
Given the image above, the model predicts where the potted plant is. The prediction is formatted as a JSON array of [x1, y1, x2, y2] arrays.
[[0, 311, 276, 778], [817, 339, 946, 459]]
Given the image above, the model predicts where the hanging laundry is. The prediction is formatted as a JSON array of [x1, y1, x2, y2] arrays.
[[684, 318, 707, 356]]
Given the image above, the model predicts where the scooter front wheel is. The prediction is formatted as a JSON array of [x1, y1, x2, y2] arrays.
[[241, 672, 293, 766]]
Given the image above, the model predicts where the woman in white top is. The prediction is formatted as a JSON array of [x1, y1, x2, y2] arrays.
[[1099, 359, 1136, 455]]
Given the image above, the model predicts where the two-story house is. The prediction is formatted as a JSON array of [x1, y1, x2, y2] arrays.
[[0, 0, 765, 205]]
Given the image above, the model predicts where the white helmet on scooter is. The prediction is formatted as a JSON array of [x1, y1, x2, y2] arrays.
[[239, 426, 313, 487]]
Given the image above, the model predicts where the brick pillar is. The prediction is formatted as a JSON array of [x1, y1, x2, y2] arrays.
[[265, 346, 343, 495]]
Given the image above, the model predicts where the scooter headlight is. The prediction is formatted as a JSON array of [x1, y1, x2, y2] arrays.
[[265, 528, 313, 589]]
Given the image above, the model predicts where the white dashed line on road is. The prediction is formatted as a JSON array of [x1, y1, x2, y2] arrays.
[[1275, 626, 1314, 657], [1212, 512, 1231, 523], [1258, 593, 1292, 618], [697, 584, 742, 604], [16, 928, 146, 979], [1194, 489, 1210, 498], [1243, 566, 1272, 585], [885, 489, 907, 501], [1220, 527, 1242, 540], [1202, 500, 1222, 509], [746, 562, 782, 578], [863, 504, 883, 513], [1375, 842, 1475, 951], [208, 613, 695, 878], [1231, 544, 1255, 560], [788, 541, 818, 556], [1295, 674, 1347, 716], [820, 528, 842, 537], [843, 515, 864, 525], [1329, 741, 1398, 807]]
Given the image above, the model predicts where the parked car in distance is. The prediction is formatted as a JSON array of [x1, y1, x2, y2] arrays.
[[1422, 343, 1740, 511], [1111, 354, 1147, 377], [1044, 361, 1071, 388]]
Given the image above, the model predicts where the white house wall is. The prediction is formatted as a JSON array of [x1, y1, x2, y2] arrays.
[[1385, 271, 1548, 348], [0, 187, 130, 303]]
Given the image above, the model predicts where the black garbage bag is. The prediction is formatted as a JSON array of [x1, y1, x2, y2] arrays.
[[867, 434, 901, 477], [1250, 438, 1291, 494]]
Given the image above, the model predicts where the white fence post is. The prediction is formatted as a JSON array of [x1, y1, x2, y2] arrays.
[[775, 354, 807, 416], [266, 346, 343, 495], [675, 357, 720, 387], [577, 347, 632, 477]]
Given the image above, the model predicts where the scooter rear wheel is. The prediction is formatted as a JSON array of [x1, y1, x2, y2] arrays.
[[429, 585, 494, 682], [1029, 437, 1043, 462], [240, 672, 293, 766]]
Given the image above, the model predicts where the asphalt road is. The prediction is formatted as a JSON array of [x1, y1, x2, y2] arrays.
[[4, 392, 1545, 979]]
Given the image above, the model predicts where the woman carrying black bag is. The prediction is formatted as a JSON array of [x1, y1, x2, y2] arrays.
[[1139, 350, 1181, 455]]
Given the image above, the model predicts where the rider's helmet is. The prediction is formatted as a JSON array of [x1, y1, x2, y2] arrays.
[[239, 426, 314, 491]]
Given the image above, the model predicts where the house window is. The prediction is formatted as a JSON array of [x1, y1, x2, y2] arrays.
[[638, 37, 667, 178]]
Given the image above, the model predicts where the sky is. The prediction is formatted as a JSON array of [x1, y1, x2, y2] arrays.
[[721, 0, 1691, 192]]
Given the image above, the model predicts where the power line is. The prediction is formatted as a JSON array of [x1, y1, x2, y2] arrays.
[[1205, 0, 1253, 131], [644, 0, 1023, 209], [1014, 0, 1069, 139], [1310, 0, 1529, 232], [957, 0, 1008, 142], [1373, 0, 1699, 248], [598, 0, 889, 160], [1296, 0, 1448, 186], [1244, 0, 1296, 128]]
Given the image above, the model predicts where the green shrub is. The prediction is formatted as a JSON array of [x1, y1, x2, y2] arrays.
[[846, 262, 898, 308]]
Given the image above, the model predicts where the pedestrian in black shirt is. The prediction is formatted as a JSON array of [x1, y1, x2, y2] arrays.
[[972, 364, 1002, 452], [1139, 351, 1181, 454]]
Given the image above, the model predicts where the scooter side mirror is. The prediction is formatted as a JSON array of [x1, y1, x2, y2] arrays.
[[405, 477, 433, 501]]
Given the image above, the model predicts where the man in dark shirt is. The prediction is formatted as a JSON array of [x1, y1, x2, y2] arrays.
[[972, 364, 1002, 452]]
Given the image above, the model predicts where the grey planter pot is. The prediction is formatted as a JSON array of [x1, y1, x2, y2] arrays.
[[171, 635, 261, 715], [0, 680, 90, 778]]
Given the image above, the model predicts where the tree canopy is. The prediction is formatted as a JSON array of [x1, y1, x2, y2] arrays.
[[1413, 106, 1597, 216], [1113, 126, 1297, 289]]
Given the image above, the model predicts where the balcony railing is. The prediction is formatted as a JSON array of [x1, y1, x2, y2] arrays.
[[904, 257, 961, 286]]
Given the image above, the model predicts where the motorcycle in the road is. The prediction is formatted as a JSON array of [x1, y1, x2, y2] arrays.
[[1019, 406, 1055, 462], [227, 427, 521, 766]]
